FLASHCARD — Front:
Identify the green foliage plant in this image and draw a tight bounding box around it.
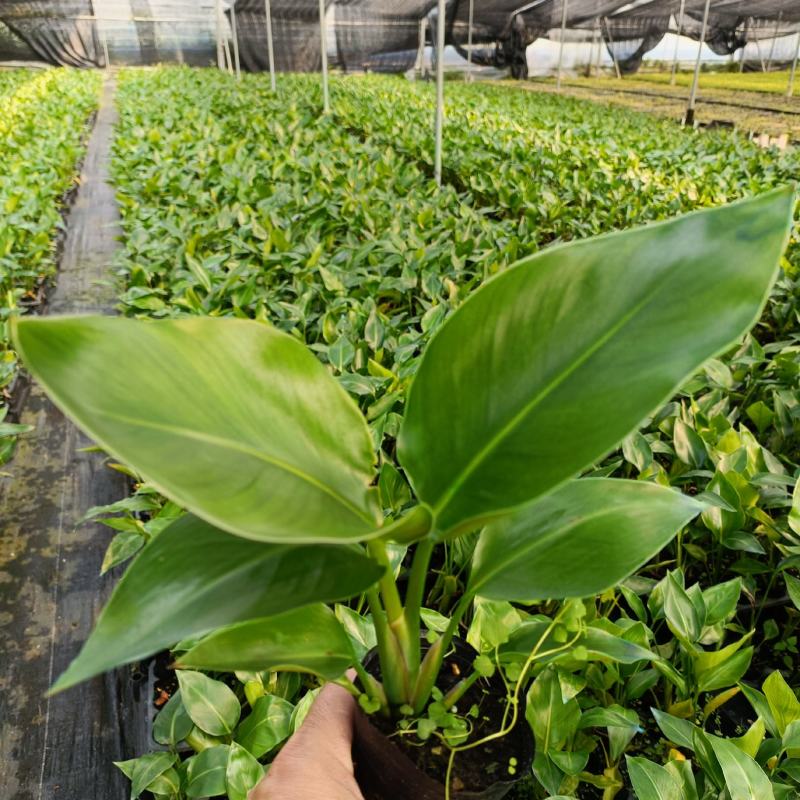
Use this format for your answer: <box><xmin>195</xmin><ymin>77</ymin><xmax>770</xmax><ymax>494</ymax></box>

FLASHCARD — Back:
<box><xmin>11</xmin><ymin>189</ymin><xmax>796</xmax><ymax>795</ymax></box>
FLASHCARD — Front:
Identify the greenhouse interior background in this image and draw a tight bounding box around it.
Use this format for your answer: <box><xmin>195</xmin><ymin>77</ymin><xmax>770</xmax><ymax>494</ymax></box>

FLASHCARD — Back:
<box><xmin>1</xmin><ymin>2</ymin><xmax>800</xmax><ymax>800</ymax></box>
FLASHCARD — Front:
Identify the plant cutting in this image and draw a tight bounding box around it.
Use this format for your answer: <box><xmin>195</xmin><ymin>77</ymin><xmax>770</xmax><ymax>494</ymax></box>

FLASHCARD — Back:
<box><xmin>12</xmin><ymin>187</ymin><xmax>796</xmax><ymax>799</ymax></box>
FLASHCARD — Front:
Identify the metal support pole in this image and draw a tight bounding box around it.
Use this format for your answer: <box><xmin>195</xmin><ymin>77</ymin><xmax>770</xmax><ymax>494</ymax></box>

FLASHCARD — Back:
<box><xmin>231</xmin><ymin>1</ymin><xmax>241</xmax><ymax>79</ymax></box>
<box><xmin>739</xmin><ymin>18</ymin><xmax>749</xmax><ymax>72</ymax></box>
<box><xmin>223</xmin><ymin>29</ymin><xmax>234</xmax><ymax>74</ymax></box>
<box><xmin>766</xmin><ymin>12</ymin><xmax>782</xmax><ymax>72</ymax></box>
<box><xmin>556</xmin><ymin>0</ymin><xmax>568</xmax><ymax>91</ymax></box>
<box><xmin>319</xmin><ymin>0</ymin><xmax>330</xmax><ymax>113</ymax></box>
<box><xmin>217</xmin><ymin>0</ymin><xmax>234</xmax><ymax>74</ymax></box>
<box><xmin>670</xmin><ymin>0</ymin><xmax>685</xmax><ymax>85</ymax></box>
<box><xmin>264</xmin><ymin>0</ymin><xmax>276</xmax><ymax>90</ymax></box>
<box><xmin>101</xmin><ymin>27</ymin><xmax>110</xmax><ymax>69</ymax></box>
<box><xmin>434</xmin><ymin>0</ymin><xmax>445</xmax><ymax>186</ymax></box>
<box><xmin>586</xmin><ymin>19</ymin><xmax>598</xmax><ymax>77</ymax></box>
<box><xmin>592</xmin><ymin>19</ymin><xmax>602</xmax><ymax>77</ymax></box>
<box><xmin>215</xmin><ymin>0</ymin><xmax>224</xmax><ymax>69</ymax></box>
<box><xmin>685</xmin><ymin>0</ymin><xmax>711</xmax><ymax>127</ymax></box>
<box><xmin>415</xmin><ymin>17</ymin><xmax>427</xmax><ymax>78</ymax></box>
<box><xmin>789</xmin><ymin>33</ymin><xmax>800</xmax><ymax>97</ymax></box>
<box><xmin>603</xmin><ymin>18</ymin><xmax>621</xmax><ymax>80</ymax></box>
<box><xmin>465</xmin><ymin>0</ymin><xmax>474</xmax><ymax>82</ymax></box>
<box><xmin>754</xmin><ymin>33</ymin><xmax>767</xmax><ymax>72</ymax></box>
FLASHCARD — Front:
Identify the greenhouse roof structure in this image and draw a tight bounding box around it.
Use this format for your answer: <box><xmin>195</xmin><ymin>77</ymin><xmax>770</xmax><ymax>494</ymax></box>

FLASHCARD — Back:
<box><xmin>0</xmin><ymin>0</ymin><xmax>798</xmax><ymax>73</ymax></box>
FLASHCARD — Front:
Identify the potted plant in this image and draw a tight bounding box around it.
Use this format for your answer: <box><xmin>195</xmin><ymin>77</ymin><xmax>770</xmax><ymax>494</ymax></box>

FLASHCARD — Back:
<box><xmin>12</xmin><ymin>187</ymin><xmax>795</xmax><ymax>799</ymax></box>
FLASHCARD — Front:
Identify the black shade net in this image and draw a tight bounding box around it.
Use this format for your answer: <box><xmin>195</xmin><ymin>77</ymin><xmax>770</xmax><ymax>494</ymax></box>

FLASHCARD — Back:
<box><xmin>232</xmin><ymin>0</ymin><xmax>325</xmax><ymax>72</ymax></box>
<box><xmin>0</xmin><ymin>0</ymin><xmax>798</xmax><ymax>75</ymax></box>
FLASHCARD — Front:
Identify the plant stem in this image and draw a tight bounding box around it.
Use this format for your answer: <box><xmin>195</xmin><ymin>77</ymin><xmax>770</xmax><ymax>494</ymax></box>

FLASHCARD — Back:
<box><xmin>367</xmin><ymin>539</ymin><xmax>405</xmax><ymax>628</ymax></box>
<box><xmin>404</xmin><ymin>538</ymin><xmax>435</xmax><ymax>686</ymax></box>
<box><xmin>353</xmin><ymin>661</ymin><xmax>389</xmax><ymax>711</ymax></box>
<box><xmin>368</xmin><ymin>538</ymin><xmax>415</xmax><ymax>697</ymax></box>
<box><xmin>442</xmin><ymin>669</ymin><xmax>481</xmax><ymax>710</ymax></box>
<box><xmin>334</xmin><ymin>676</ymin><xmax>361</xmax><ymax>698</ymax></box>
<box><xmin>366</xmin><ymin>587</ymin><xmax>408</xmax><ymax>707</ymax></box>
<box><xmin>412</xmin><ymin>592</ymin><xmax>472</xmax><ymax>713</ymax></box>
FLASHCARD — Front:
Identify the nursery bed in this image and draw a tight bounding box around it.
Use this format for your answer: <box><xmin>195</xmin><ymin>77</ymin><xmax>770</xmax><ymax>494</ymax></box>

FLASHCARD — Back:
<box><xmin>0</xmin><ymin>75</ymin><xmax>151</xmax><ymax>800</ymax></box>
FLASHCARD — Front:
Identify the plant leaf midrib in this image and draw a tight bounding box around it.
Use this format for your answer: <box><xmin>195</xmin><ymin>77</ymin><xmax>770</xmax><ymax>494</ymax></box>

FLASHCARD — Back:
<box><xmin>90</xmin><ymin>406</ymin><xmax>376</xmax><ymax>528</ymax></box>
<box><xmin>431</xmin><ymin>264</ymin><xmax>676</xmax><ymax>523</ymax></box>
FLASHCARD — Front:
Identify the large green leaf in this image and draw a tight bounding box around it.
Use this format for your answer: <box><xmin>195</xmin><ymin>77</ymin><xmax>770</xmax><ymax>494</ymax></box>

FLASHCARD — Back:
<box><xmin>469</xmin><ymin>479</ymin><xmax>702</xmax><ymax>600</ymax></box>
<box><xmin>12</xmin><ymin>315</ymin><xmax>382</xmax><ymax>543</ymax></box>
<box><xmin>398</xmin><ymin>189</ymin><xmax>794</xmax><ymax>535</ymax></box>
<box><xmin>626</xmin><ymin>756</ymin><xmax>682</xmax><ymax>800</ymax></box>
<box><xmin>51</xmin><ymin>514</ymin><xmax>381</xmax><ymax>693</ymax></box>
<box><xmin>707</xmin><ymin>735</ymin><xmax>775</xmax><ymax>800</ymax></box>
<box><xmin>177</xmin><ymin>604</ymin><xmax>356</xmax><ymax>679</ymax></box>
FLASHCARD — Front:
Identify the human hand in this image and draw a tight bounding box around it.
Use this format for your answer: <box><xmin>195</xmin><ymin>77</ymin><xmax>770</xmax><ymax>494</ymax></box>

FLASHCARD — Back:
<box><xmin>248</xmin><ymin>682</ymin><xmax>364</xmax><ymax>800</ymax></box>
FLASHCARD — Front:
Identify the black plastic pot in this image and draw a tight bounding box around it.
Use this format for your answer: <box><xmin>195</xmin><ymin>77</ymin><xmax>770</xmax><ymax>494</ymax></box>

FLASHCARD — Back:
<box><xmin>353</xmin><ymin>638</ymin><xmax>534</xmax><ymax>800</ymax></box>
<box><xmin>353</xmin><ymin>710</ymin><xmax>526</xmax><ymax>800</ymax></box>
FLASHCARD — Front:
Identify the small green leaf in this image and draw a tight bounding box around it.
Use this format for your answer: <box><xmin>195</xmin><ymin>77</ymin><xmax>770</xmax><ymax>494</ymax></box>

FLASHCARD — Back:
<box><xmin>185</xmin><ymin>745</ymin><xmax>230</xmax><ymax>798</ymax></box>
<box><xmin>235</xmin><ymin>695</ymin><xmax>294</xmax><ymax>758</ymax></box>
<box><xmin>100</xmin><ymin>530</ymin><xmax>145</xmax><ymax>574</ymax></box>
<box><xmin>153</xmin><ymin>690</ymin><xmax>193</xmax><ymax>747</ymax></box>
<box><xmin>225</xmin><ymin>742</ymin><xmax>264</xmax><ymax>800</ymax></box>
<box><xmin>115</xmin><ymin>752</ymin><xmax>177</xmax><ymax>800</ymax></box>
<box><xmin>763</xmin><ymin>671</ymin><xmax>800</xmax><ymax>737</ymax></box>
<box><xmin>651</xmin><ymin>708</ymin><xmax>696</xmax><ymax>750</ymax></box>
<box><xmin>785</xmin><ymin>573</ymin><xmax>800</xmax><ymax>612</ymax></box>
<box><xmin>177</xmin><ymin>671</ymin><xmax>241</xmax><ymax>737</ymax></box>
<box><xmin>662</xmin><ymin>572</ymin><xmax>700</xmax><ymax>645</ymax></box>
<box><xmin>707</xmin><ymin>734</ymin><xmax>775</xmax><ymax>800</ymax></box>
<box><xmin>177</xmin><ymin>604</ymin><xmax>356</xmax><ymax>679</ymax></box>
<box><xmin>626</xmin><ymin>755</ymin><xmax>682</xmax><ymax>800</ymax></box>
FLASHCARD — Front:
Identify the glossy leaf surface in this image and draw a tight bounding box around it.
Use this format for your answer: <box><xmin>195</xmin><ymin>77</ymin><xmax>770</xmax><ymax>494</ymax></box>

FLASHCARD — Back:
<box><xmin>177</xmin><ymin>604</ymin><xmax>356</xmax><ymax>679</ymax></box>
<box><xmin>235</xmin><ymin>695</ymin><xmax>295</xmax><ymax>758</ymax></box>
<box><xmin>707</xmin><ymin>735</ymin><xmax>775</xmax><ymax>800</ymax></box>
<box><xmin>470</xmin><ymin>479</ymin><xmax>702</xmax><ymax>600</ymax></box>
<box><xmin>226</xmin><ymin>743</ymin><xmax>264</xmax><ymax>800</ymax></box>
<box><xmin>12</xmin><ymin>315</ymin><xmax>382</xmax><ymax>543</ymax></box>
<box><xmin>177</xmin><ymin>671</ymin><xmax>241</xmax><ymax>736</ymax></box>
<box><xmin>152</xmin><ymin>690</ymin><xmax>193</xmax><ymax>747</ymax></box>
<box><xmin>51</xmin><ymin>514</ymin><xmax>381</xmax><ymax>693</ymax></box>
<box><xmin>399</xmin><ymin>189</ymin><xmax>794</xmax><ymax>534</ymax></box>
<box><xmin>185</xmin><ymin>745</ymin><xmax>230</xmax><ymax>798</ymax></box>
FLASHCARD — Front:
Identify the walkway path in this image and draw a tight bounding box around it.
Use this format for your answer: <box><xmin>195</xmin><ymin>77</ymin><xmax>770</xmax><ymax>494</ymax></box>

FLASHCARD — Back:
<box><xmin>0</xmin><ymin>74</ymin><xmax>151</xmax><ymax>800</ymax></box>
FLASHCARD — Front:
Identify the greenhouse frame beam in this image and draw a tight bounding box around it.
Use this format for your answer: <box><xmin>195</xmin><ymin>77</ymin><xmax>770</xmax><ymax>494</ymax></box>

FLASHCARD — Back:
<box><xmin>789</xmin><ymin>33</ymin><xmax>800</xmax><ymax>98</ymax></box>
<box><xmin>766</xmin><ymin>11</ymin><xmax>782</xmax><ymax>72</ymax></box>
<box><xmin>416</xmin><ymin>17</ymin><xmax>428</xmax><ymax>78</ymax></box>
<box><xmin>556</xmin><ymin>0</ymin><xmax>569</xmax><ymax>91</ymax></box>
<box><xmin>602</xmin><ymin>18</ymin><xmax>622</xmax><ymax>79</ymax></box>
<box><xmin>739</xmin><ymin>17</ymin><xmax>749</xmax><ymax>72</ymax></box>
<box><xmin>215</xmin><ymin>0</ymin><xmax>224</xmax><ymax>70</ymax></box>
<box><xmin>465</xmin><ymin>0</ymin><xmax>474</xmax><ymax>82</ymax></box>
<box><xmin>100</xmin><ymin>27</ymin><xmax>110</xmax><ymax>69</ymax></box>
<box><xmin>319</xmin><ymin>0</ymin><xmax>330</xmax><ymax>113</ymax></box>
<box><xmin>434</xmin><ymin>0</ymin><xmax>446</xmax><ymax>186</ymax></box>
<box><xmin>231</xmin><ymin>1</ymin><xmax>241</xmax><ymax>80</ymax></box>
<box><xmin>670</xmin><ymin>0</ymin><xmax>686</xmax><ymax>85</ymax></box>
<box><xmin>264</xmin><ymin>0</ymin><xmax>276</xmax><ymax>91</ymax></box>
<box><xmin>685</xmin><ymin>0</ymin><xmax>711</xmax><ymax>126</ymax></box>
